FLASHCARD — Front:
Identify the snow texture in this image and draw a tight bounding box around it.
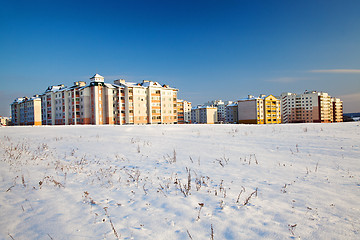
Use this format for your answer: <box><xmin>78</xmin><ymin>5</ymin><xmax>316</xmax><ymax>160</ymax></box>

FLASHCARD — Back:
<box><xmin>1</xmin><ymin>122</ymin><xmax>359</xmax><ymax>239</ymax></box>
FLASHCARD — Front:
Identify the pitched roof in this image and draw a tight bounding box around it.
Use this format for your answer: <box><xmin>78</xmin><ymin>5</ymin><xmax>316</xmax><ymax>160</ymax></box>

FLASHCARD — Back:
<box><xmin>91</xmin><ymin>73</ymin><xmax>104</xmax><ymax>79</ymax></box>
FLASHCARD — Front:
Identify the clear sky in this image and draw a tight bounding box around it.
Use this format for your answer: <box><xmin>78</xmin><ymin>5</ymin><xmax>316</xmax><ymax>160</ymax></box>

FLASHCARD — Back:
<box><xmin>1</xmin><ymin>0</ymin><xmax>359</xmax><ymax>116</ymax></box>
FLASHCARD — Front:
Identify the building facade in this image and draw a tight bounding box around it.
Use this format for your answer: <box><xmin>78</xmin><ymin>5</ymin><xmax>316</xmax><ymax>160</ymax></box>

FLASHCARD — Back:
<box><xmin>177</xmin><ymin>99</ymin><xmax>192</xmax><ymax>124</ymax></box>
<box><xmin>191</xmin><ymin>106</ymin><xmax>218</xmax><ymax>124</ymax></box>
<box><xmin>332</xmin><ymin>97</ymin><xmax>343</xmax><ymax>122</ymax></box>
<box><xmin>238</xmin><ymin>94</ymin><xmax>281</xmax><ymax>124</ymax></box>
<box><xmin>204</xmin><ymin>100</ymin><xmax>228</xmax><ymax>123</ymax></box>
<box><xmin>225</xmin><ymin>103</ymin><xmax>238</xmax><ymax>123</ymax></box>
<box><xmin>113</xmin><ymin>79</ymin><xmax>178</xmax><ymax>125</ymax></box>
<box><xmin>262</xmin><ymin>95</ymin><xmax>281</xmax><ymax>124</ymax></box>
<box><xmin>11</xmin><ymin>96</ymin><xmax>42</xmax><ymax>126</ymax></box>
<box><xmin>280</xmin><ymin>91</ymin><xmax>343</xmax><ymax>123</ymax></box>
<box><xmin>11</xmin><ymin>74</ymin><xmax>179</xmax><ymax>126</ymax></box>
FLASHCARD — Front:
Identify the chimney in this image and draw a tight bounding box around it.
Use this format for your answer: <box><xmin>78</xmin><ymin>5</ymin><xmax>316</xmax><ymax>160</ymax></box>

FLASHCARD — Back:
<box><xmin>114</xmin><ymin>79</ymin><xmax>126</xmax><ymax>85</ymax></box>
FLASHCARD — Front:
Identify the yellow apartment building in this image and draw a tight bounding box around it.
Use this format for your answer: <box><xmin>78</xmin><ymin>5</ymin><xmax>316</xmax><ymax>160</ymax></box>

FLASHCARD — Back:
<box><xmin>332</xmin><ymin>97</ymin><xmax>343</xmax><ymax>122</ymax></box>
<box><xmin>263</xmin><ymin>95</ymin><xmax>281</xmax><ymax>124</ymax></box>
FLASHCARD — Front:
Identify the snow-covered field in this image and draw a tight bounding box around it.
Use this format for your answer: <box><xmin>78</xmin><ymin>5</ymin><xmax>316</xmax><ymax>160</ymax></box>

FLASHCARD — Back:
<box><xmin>0</xmin><ymin>123</ymin><xmax>359</xmax><ymax>240</ymax></box>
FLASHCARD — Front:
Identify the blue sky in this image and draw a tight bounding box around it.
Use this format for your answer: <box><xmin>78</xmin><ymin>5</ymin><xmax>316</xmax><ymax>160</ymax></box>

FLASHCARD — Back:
<box><xmin>1</xmin><ymin>0</ymin><xmax>359</xmax><ymax>116</ymax></box>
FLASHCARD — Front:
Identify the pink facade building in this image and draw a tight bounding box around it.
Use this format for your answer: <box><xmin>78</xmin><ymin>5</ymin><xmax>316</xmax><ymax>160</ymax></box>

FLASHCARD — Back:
<box><xmin>281</xmin><ymin>91</ymin><xmax>343</xmax><ymax>123</ymax></box>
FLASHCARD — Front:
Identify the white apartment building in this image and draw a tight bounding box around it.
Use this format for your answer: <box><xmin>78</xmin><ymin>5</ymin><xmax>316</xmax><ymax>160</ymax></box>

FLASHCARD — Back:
<box><xmin>205</xmin><ymin>100</ymin><xmax>227</xmax><ymax>123</ymax></box>
<box><xmin>11</xmin><ymin>96</ymin><xmax>42</xmax><ymax>125</ymax></box>
<box><xmin>191</xmin><ymin>106</ymin><xmax>217</xmax><ymax>124</ymax></box>
<box><xmin>41</xmin><ymin>84</ymin><xmax>66</xmax><ymax>125</ymax></box>
<box><xmin>177</xmin><ymin>99</ymin><xmax>192</xmax><ymax>124</ymax></box>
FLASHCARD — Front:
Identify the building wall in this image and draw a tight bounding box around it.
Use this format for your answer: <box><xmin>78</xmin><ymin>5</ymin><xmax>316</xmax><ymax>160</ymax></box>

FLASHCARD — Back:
<box><xmin>191</xmin><ymin>107</ymin><xmax>200</xmax><ymax>123</ymax></box>
<box><xmin>33</xmin><ymin>99</ymin><xmax>42</xmax><ymax>125</ymax></box>
<box><xmin>281</xmin><ymin>91</ymin><xmax>341</xmax><ymax>123</ymax></box>
<box><xmin>238</xmin><ymin>100</ymin><xmax>257</xmax><ymax>123</ymax></box>
<box><xmin>11</xmin><ymin>74</ymin><xmax>178</xmax><ymax>126</ymax></box>
<box><xmin>263</xmin><ymin>95</ymin><xmax>281</xmax><ymax>124</ymax></box>
<box><xmin>177</xmin><ymin>100</ymin><xmax>184</xmax><ymax>124</ymax></box>
<box><xmin>205</xmin><ymin>107</ymin><xmax>217</xmax><ymax>124</ymax></box>
<box><xmin>133</xmin><ymin>87</ymin><xmax>148</xmax><ymax>124</ymax></box>
<box><xmin>191</xmin><ymin>106</ymin><xmax>217</xmax><ymax>124</ymax></box>
<box><xmin>112</xmin><ymin>87</ymin><xmax>126</xmax><ymax>125</ymax></box>
<box><xmin>332</xmin><ymin>98</ymin><xmax>343</xmax><ymax>122</ymax></box>
<box><xmin>319</xmin><ymin>93</ymin><xmax>333</xmax><ymax>123</ymax></box>
<box><xmin>204</xmin><ymin>100</ymin><xmax>226</xmax><ymax>123</ymax></box>
<box><xmin>238</xmin><ymin>95</ymin><xmax>281</xmax><ymax>125</ymax></box>
<box><xmin>104</xmin><ymin>86</ymin><xmax>114</xmax><ymax>124</ymax></box>
<box><xmin>11</xmin><ymin>98</ymin><xmax>23</xmax><ymax>125</ymax></box>
<box><xmin>177</xmin><ymin>100</ymin><xmax>192</xmax><ymax>124</ymax></box>
<box><xmin>184</xmin><ymin>101</ymin><xmax>192</xmax><ymax>123</ymax></box>
<box><xmin>225</xmin><ymin>104</ymin><xmax>238</xmax><ymax>123</ymax></box>
<box><xmin>161</xmin><ymin>89</ymin><xmax>177</xmax><ymax>124</ymax></box>
<box><xmin>10</xmin><ymin>97</ymin><xmax>42</xmax><ymax>126</ymax></box>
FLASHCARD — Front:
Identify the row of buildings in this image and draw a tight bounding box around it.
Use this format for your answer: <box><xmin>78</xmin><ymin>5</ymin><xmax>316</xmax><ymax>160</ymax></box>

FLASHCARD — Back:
<box><xmin>191</xmin><ymin>94</ymin><xmax>282</xmax><ymax>124</ymax></box>
<box><xmin>11</xmin><ymin>74</ymin><xmax>180</xmax><ymax>126</ymax></box>
<box><xmin>10</xmin><ymin>74</ymin><xmax>343</xmax><ymax>126</ymax></box>
<box><xmin>191</xmin><ymin>91</ymin><xmax>343</xmax><ymax>124</ymax></box>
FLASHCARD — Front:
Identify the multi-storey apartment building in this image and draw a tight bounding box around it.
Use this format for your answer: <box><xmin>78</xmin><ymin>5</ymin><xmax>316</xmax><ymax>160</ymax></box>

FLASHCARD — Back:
<box><xmin>11</xmin><ymin>96</ymin><xmax>42</xmax><ymax>125</ymax></box>
<box><xmin>238</xmin><ymin>94</ymin><xmax>281</xmax><ymax>124</ymax></box>
<box><xmin>113</xmin><ymin>79</ymin><xmax>178</xmax><ymax>124</ymax></box>
<box><xmin>204</xmin><ymin>100</ymin><xmax>228</xmax><ymax>123</ymax></box>
<box><xmin>238</xmin><ymin>95</ymin><xmax>264</xmax><ymax>124</ymax></box>
<box><xmin>191</xmin><ymin>106</ymin><xmax>217</xmax><ymax>124</ymax></box>
<box><xmin>11</xmin><ymin>74</ymin><xmax>178</xmax><ymax>126</ymax></box>
<box><xmin>262</xmin><ymin>95</ymin><xmax>281</xmax><ymax>124</ymax></box>
<box><xmin>177</xmin><ymin>99</ymin><xmax>192</xmax><ymax>124</ymax></box>
<box><xmin>280</xmin><ymin>91</ymin><xmax>342</xmax><ymax>123</ymax></box>
<box><xmin>41</xmin><ymin>84</ymin><xmax>66</xmax><ymax>125</ymax></box>
<box><xmin>332</xmin><ymin>97</ymin><xmax>343</xmax><ymax>122</ymax></box>
<box><xmin>225</xmin><ymin>103</ymin><xmax>238</xmax><ymax>123</ymax></box>
<box><xmin>11</xmin><ymin>97</ymin><xmax>24</xmax><ymax>125</ymax></box>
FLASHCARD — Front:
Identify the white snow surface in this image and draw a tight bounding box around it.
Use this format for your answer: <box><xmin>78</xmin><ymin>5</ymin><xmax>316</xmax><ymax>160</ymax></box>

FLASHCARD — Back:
<box><xmin>0</xmin><ymin>123</ymin><xmax>359</xmax><ymax>240</ymax></box>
